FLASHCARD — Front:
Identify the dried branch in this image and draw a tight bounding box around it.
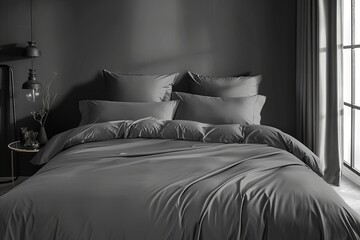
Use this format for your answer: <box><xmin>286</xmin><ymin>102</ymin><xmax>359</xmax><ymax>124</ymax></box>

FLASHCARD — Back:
<box><xmin>31</xmin><ymin>72</ymin><xmax>58</xmax><ymax>127</ymax></box>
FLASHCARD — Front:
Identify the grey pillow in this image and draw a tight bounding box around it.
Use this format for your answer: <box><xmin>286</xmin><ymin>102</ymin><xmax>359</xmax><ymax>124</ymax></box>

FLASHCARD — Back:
<box><xmin>188</xmin><ymin>71</ymin><xmax>262</xmax><ymax>97</ymax></box>
<box><xmin>103</xmin><ymin>70</ymin><xmax>179</xmax><ymax>102</ymax></box>
<box><xmin>79</xmin><ymin>100</ymin><xmax>179</xmax><ymax>126</ymax></box>
<box><xmin>172</xmin><ymin>92</ymin><xmax>266</xmax><ymax>125</ymax></box>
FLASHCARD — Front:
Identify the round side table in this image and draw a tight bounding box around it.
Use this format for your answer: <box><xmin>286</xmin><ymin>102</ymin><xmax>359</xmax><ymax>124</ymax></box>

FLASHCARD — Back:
<box><xmin>8</xmin><ymin>141</ymin><xmax>39</xmax><ymax>187</ymax></box>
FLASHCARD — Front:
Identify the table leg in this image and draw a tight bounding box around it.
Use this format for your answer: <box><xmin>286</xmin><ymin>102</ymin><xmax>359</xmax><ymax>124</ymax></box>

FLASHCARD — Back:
<box><xmin>11</xmin><ymin>150</ymin><xmax>14</xmax><ymax>188</ymax></box>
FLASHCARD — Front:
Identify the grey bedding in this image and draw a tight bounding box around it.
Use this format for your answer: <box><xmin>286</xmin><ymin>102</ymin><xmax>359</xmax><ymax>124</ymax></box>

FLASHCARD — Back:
<box><xmin>0</xmin><ymin>118</ymin><xmax>359</xmax><ymax>240</ymax></box>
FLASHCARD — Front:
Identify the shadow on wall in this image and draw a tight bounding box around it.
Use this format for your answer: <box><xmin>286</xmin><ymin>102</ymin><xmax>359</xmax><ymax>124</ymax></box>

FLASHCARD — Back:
<box><xmin>0</xmin><ymin>44</ymin><xmax>28</xmax><ymax>62</ymax></box>
<box><xmin>123</xmin><ymin>0</ymin><xmax>253</xmax><ymax>75</ymax></box>
<box><xmin>45</xmin><ymin>72</ymin><xmax>106</xmax><ymax>137</ymax></box>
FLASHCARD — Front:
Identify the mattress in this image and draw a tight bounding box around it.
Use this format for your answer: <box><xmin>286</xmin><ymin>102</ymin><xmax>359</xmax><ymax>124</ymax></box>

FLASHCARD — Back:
<box><xmin>0</xmin><ymin>118</ymin><xmax>359</xmax><ymax>240</ymax></box>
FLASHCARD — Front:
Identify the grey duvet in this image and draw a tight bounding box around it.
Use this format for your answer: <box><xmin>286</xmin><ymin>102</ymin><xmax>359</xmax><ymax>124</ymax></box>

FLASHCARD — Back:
<box><xmin>0</xmin><ymin>118</ymin><xmax>359</xmax><ymax>240</ymax></box>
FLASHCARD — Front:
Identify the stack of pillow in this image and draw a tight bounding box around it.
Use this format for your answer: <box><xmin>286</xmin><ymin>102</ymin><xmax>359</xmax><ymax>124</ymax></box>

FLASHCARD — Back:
<box><xmin>78</xmin><ymin>70</ymin><xmax>266</xmax><ymax>126</ymax></box>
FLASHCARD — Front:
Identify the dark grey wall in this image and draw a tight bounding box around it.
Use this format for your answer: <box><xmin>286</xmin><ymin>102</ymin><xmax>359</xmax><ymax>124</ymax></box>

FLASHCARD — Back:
<box><xmin>0</xmin><ymin>0</ymin><xmax>296</xmax><ymax>176</ymax></box>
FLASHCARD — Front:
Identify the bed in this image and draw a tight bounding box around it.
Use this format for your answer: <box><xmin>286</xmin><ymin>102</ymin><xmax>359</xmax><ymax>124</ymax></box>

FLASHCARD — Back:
<box><xmin>1</xmin><ymin>71</ymin><xmax>359</xmax><ymax>239</ymax></box>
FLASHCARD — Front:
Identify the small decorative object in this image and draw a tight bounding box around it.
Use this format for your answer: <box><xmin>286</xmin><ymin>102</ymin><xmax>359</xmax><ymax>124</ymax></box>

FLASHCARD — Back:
<box><xmin>31</xmin><ymin>72</ymin><xmax>58</xmax><ymax>145</ymax></box>
<box><xmin>23</xmin><ymin>129</ymin><xmax>39</xmax><ymax>149</ymax></box>
<box><xmin>38</xmin><ymin>126</ymin><xmax>48</xmax><ymax>145</ymax></box>
<box><xmin>20</xmin><ymin>127</ymin><xmax>28</xmax><ymax>144</ymax></box>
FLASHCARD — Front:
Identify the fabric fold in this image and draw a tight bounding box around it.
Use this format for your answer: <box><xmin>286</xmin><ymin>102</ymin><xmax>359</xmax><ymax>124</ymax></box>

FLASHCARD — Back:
<box><xmin>32</xmin><ymin>118</ymin><xmax>322</xmax><ymax>177</ymax></box>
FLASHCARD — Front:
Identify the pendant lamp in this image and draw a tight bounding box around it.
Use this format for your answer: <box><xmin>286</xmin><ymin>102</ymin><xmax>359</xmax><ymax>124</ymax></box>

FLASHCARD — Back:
<box><xmin>22</xmin><ymin>0</ymin><xmax>42</xmax><ymax>102</ymax></box>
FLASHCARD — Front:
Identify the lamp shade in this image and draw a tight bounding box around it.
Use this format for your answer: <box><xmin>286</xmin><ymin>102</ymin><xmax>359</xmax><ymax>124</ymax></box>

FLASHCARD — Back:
<box><xmin>22</xmin><ymin>69</ymin><xmax>42</xmax><ymax>89</ymax></box>
<box><xmin>24</xmin><ymin>41</ymin><xmax>41</xmax><ymax>58</ymax></box>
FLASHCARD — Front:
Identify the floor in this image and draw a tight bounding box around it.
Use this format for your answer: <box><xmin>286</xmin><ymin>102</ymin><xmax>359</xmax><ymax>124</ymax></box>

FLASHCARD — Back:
<box><xmin>1</xmin><ymin>176</ymin><xmax>360</xmax><ymax>216</ymax></box>
<box><xmin>333</xmin><ymin>176</ymin><xmax>360</xmax><ymax>215</ymax></box>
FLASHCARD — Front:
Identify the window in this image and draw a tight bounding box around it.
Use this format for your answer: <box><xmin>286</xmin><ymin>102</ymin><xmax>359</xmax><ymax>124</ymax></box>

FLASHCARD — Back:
<box><xmin>343</xmin><ymin>0</ymin><xmax>360</xmax><ymax>173</ymax></box>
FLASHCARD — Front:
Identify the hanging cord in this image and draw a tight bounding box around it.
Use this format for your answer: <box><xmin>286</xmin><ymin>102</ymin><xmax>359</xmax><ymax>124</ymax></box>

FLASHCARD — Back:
<box><xmin>0</xmin><ymin>65</ymin><xmax>19</xmax><ymax>185</ymax></box>
<box><xmin>30</xmin><ymin>0</ymin><xmax>34</xmax><ymax>69</ymax></box>
<box><xmin>30</xmin><ymin>0</ymin><xmax>33</xmax><ymax>41</ymax></box>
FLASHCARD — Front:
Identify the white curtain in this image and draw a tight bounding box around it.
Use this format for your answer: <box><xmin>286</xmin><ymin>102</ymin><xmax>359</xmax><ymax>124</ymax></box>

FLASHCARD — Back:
<box><xmin>296</xmin><ymin>0</ymin><xmax>343</xmax><ymax>186</ymax></box>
